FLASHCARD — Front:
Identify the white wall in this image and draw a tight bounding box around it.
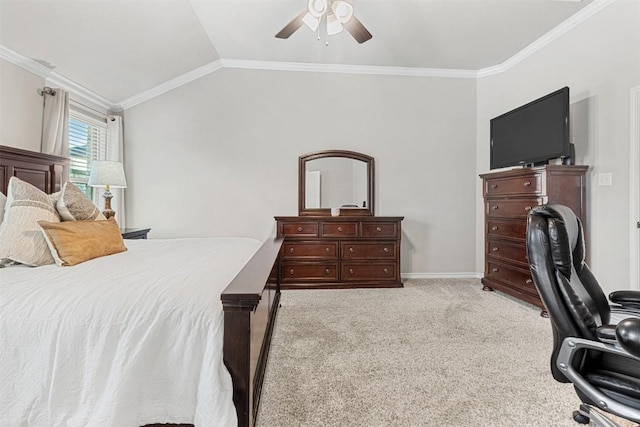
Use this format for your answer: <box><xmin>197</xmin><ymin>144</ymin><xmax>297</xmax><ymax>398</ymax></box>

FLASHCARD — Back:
<box><xmin>0</xmin><ymin>58</ymin><xmax>44</xmax><ymax>151</ymax></box>
<box><xmin>124</xmin><ymin>68</ymin><xmax>478</xmax><ymax>276</ymax></box>
<box><xmin>475</xmin><ymin>0</ymin><xmax>640</xmax><ymax>295</ymax></box>
<box><xmin>0</xmin><ymin>57</ymin><xmax>111</xmax><ymax>152</ymax></box>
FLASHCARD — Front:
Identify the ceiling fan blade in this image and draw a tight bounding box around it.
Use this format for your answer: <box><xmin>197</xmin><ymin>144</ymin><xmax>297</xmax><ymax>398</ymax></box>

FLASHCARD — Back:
<box><xmin>343</xmin><ymin>16</ymin><xmax>372</xmax><ymax>44</ymax></box>
<box><xmin>275</xmin><ymin>9</ymin><xmax>308</xmax><ymax>39</ymax></box>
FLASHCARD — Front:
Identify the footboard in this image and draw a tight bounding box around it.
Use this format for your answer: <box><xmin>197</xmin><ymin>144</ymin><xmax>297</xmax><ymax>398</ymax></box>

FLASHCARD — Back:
<box><xmin>221</xmin><ymin>236</ymin><xmax>283</xmax><ymax>427</ymax></box>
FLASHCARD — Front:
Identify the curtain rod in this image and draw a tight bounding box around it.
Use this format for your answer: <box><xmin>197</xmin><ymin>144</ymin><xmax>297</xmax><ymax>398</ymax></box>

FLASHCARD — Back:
<box><xmin>38</xmin><ymin>87</ymin><xmax>117</xmax><ymax>120</ymax></box>
<box><xmin>70</xmin><ymin>98</ymin><xmax>113</xmax><ymax>118</ymax></box>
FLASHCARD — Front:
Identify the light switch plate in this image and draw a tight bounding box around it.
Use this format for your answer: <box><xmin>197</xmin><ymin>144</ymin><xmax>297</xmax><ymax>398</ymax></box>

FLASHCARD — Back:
<box><xmin>598</xmin><ymin>172</ymin><xmax>613</xmax><ymax>186</ymax></box>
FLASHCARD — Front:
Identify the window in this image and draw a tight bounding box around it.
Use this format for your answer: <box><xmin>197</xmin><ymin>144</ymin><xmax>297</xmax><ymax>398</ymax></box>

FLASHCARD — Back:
<box><xmin>68</xmin><ymin>107</ymin><xmax>108</xmax><ymax>201</ymax></box>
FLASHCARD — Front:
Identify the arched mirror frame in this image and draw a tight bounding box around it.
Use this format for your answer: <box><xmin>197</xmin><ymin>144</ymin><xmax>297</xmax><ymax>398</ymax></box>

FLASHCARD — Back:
<box><xmin>298</xmin><ymin>150</ymin><xmax>375</xmax><ymax>216</ymax></box>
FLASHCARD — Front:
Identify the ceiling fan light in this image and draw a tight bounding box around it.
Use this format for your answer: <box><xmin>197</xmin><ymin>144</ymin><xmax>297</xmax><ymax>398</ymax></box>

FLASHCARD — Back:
<box><xmin>331</xmin><ymin>1</ymin><xmax>353</xmax><ymax>23</ymax></box>
<box><xmin>326</xmin><ymin>13</ymin><xmax>343</xmax><ymax>36</ymax></box>
<box><xmin>302</xmin><ymin>13</ymin><xmax>320</xmax><ymax>32</ymax></box>
<box><xmin>307</xmin><ymin>0</ymin><xmax>327</xmax><ymax>18</ymax></box>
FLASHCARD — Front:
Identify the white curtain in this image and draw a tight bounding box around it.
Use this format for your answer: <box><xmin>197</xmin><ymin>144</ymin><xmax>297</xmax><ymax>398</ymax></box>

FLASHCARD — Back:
<box><xmin>40</xmin><ymin>88</ymin><xmax>69</xmax><ymax>158</ymax></box>
<box><xmin>107</xmin><ymin>115</ymin><xmax>126</xmax><ymax>229</ymax></box>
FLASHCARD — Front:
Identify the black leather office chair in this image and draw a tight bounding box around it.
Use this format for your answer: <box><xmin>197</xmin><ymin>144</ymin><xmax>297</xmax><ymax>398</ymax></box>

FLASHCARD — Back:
<box><xmin>526</xmin><ymin>204</ymin><xmax>640</xmax><ymax>427</ymax></box>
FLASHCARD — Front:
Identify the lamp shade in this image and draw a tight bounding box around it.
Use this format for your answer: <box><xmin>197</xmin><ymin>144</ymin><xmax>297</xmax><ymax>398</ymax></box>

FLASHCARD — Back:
<box><xmin>88</xmin><ymin>161</ymin><xmax>127</xmax><ymax>188</ymax></box>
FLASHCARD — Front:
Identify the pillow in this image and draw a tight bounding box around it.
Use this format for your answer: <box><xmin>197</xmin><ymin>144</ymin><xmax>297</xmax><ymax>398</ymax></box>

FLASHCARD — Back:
<box><xmin>57</xmin><ymin>181</ymin><xmax>106</xmax><ymax>221</ymax></box>
<box><xmin>38</xmin><ymin>217</ymin><xmax>127</xmax><ymax>266</ymax></box>
<box><xmin>0</xmin><ymin>191</ymin><xmax>6</xmax><ymax>226</ymax></box>
<box><xmin>0</xmin><ymin>177</ymin><xmax>60</xmax><ymax>267</ymax></box>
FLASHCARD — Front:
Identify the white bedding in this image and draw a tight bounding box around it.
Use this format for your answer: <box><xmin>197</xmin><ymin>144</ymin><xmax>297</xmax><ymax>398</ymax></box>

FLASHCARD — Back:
<box><xmin>0</xmin><ymin>237</ymin><xmax>262</xmax><ymax>427</ymax></box>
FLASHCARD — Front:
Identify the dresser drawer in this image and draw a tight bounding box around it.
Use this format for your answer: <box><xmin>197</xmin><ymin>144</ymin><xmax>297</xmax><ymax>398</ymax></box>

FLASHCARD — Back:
<box><xmin>485</xmin><ymin>173</ymin><xmax>542</xmax><ymax>197</ymax></box>
<box><xmin>341</xmin><ymin>241</ymin><xmax>397</xmax><ymax>260</ymax></box>
<box><xmin>487</xmin><ymin>239</ymin><xmax>528</xmax><ymax>265</ymax></box>
<box><xmin>361</xmin><ymin>222</ymin><xmax>398</xmax><ymax>238</ymax></box>
<box><xmin>486</xmin><ymin>198</ymin><xmax>544</xmax><ymax>219</ymax></box>
<box><xmin>487</xmin><ymin>219</ymin><xmax>527</xmax><ymax>240</ymax></box>
<box><xmin>281</xmin><ymin>263</ymin><xmax>338</xmax><ymax>282</ymax></box>
<box><xmin>281</xmin><ymin>222</ymin><xmax>318</xmax><ymax>238</ymax></box>
<box><xmin>320</xmin><ymin>222</ymin><xmax>358</xmax><ymax>237</ymax></box>
<box><xmin>341</xmin><ymin>263</ymin><xmax>397</xmax><ymax>281</ymax></box>
<box><xmin>486</xmin><ymin>261</ymin><xmax>536</xmax><ymax>295</ymax></box>
<box><xmin>282</xmin><ymin>242</ymin><xmax>338</xmax><ymax>259</ymax></box>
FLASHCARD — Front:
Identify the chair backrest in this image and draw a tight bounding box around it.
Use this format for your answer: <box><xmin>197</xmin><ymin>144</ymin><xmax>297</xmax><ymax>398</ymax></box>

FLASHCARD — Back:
<box><xmin>526</xmin><ymin>204</ymin><xmax>611</xmax><ymax>381</ymax></box>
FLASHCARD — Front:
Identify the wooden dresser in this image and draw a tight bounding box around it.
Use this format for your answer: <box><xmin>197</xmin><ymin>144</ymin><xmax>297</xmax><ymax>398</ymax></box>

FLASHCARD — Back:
<box><xmin>275</xmin><ymin>216</ymin><xmax>404</xmax><ymax>289</ymax></box>
<box><xmin>479</xmin><ymin>165</ymin><xmax>588</xmax><ymax>313</ymax></box>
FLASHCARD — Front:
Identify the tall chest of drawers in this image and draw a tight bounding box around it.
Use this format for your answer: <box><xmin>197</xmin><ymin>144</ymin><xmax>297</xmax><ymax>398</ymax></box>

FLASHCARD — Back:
<box><xmin>275</xmin><ymin>216</ymin><xmax>404</xmax><ymax>289</ymax></box>
<box><xmin>479</xmin><ymin>165</ymin><xmax>588</xmax><ymax>312</ymax></box>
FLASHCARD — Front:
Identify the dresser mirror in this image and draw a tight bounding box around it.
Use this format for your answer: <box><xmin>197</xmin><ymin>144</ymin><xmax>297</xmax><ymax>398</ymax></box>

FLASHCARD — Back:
<box><xmin>298</xmin><ymin>150</ymin><xmax>374</xmax><ymax>216</ymax></box>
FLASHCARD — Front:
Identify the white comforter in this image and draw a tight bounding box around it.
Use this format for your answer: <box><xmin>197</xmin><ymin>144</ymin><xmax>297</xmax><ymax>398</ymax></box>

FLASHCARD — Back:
<box><xmin>0</xmin><ymin>237</ymin><xmax>262</xmax><ymax>427</ymax></box>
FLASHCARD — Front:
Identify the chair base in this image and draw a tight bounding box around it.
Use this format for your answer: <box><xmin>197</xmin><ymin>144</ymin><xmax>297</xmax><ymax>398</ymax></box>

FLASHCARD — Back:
<box><xmin>575</xmin><ymin>403</ymin><xmax>629</xmax><ymax>427</ymax></box>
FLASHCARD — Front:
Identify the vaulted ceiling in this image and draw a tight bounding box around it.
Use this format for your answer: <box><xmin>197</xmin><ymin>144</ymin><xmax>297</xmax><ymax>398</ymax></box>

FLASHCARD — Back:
<box><xmin>0</xmin><ymin>0</ymin><xmax>597</xmax><ymax>109</ymax></box>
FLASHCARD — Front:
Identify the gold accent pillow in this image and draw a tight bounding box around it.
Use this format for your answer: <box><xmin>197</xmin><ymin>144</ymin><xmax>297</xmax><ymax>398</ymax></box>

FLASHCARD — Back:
<box><xmin>57</xmin><ymin>181</ymin><xmax>106</xmax><ymax>221</ymax></box>
<box><xmin>38</xmin><ymin>217</ymin><xmax>127</xmax><ymax>266</ymax></box>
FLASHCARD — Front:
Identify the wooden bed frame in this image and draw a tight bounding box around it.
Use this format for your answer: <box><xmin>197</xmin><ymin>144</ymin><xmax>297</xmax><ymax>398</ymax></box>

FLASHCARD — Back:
<box><xmin>0</xmin><ymin>145</ymin><xmax>282</xmax><ymax>427</ymax></box>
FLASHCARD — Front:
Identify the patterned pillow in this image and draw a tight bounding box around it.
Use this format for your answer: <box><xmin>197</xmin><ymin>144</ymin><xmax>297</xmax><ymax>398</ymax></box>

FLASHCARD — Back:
<box><xmin>57</xmin><ymin>181</ymin><xmax>106</xmax><ymax>221</ymax></box>
<box><xmin>0</xmin><ymin>177</ymin><xmax>60</xmax><ymax>266</ymax></box>
<box><xmin>0</xmin><ymin>192</ymin><xmax>6</xmax><ymax>226</ymax></box>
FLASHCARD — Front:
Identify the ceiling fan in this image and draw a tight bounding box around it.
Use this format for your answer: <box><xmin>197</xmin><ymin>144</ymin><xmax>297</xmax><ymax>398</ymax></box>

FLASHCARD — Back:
<box><xmin>275</xmin><ymin>0</ymin><xmax>372</xmax><ymax>44</ymax></box>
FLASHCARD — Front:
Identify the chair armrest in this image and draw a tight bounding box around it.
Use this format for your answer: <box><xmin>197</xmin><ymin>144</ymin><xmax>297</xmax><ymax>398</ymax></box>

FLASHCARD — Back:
<box><xmin>610</xmin><ymin>291</ymin><xmax>640</xmax><ymax>309</ymax></box>
<box><xmin>596</xmin><ymin>324</ymin><xmax>618</xmax><ymax>344</ymax></box>
<box><xmin>616</xmin><ymin>318</ymin><xmax>640</xmax><ymax>358</ymax></box>
<box><xmin>557</xmin><ymin>337</ymin><xmax>640</xmax><ymax>422</ymax></box>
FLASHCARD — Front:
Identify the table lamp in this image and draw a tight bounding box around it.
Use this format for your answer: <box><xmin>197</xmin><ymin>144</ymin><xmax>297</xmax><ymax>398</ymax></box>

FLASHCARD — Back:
<box><xmin>88</xmin><ymin>160</ymin><xmax>127</xmax><ymax>219</ymax></box>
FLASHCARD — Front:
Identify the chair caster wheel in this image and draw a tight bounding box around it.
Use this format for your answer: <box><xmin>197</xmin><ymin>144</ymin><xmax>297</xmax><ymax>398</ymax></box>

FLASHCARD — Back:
<box><xmin>572</xmin><ymin>411</ymin><xmax>589</xmax><ymax>424</ymax></box>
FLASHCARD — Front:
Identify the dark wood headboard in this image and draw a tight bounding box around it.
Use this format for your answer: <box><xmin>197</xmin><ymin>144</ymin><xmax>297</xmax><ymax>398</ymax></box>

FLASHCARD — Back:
<box><xmin>0</xmin><ymin>145</ymin><xmax>68</xmax><ymax>195</ymax></box>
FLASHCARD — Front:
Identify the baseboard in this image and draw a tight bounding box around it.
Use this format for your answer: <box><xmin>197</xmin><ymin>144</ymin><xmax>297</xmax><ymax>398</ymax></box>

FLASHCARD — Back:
<box><xmin>401</xmin><ymin>272</ymin><xmax>483</xmax><ymax>280</ymax></box>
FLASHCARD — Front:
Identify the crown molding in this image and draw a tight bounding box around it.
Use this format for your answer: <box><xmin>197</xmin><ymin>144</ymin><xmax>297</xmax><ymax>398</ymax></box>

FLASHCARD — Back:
<box><xmin>477</xmin><ymin>0</ymin><xmax>616</xmax><ymax>78</ymax></box>
<box><xmin>0</xmin><ymin>45</ymin><xmax>115</xmax><ymax>110</ymax></box>
<box><xmin>0</xmin><ymin>45</ymin><xmax>55</xmax><ymax>77</ymax></box>
<box><xmin>1</xmin><ymin>0</ymin><xmax>615</xmax><ymax>110</ymax></box>
<box><xmin>46</xmin><ymin>72</ymin><xmax>114</xmax><ymax>111</ymax></box>
<box><xmin>115</xmin><ymin>59</ymin><xmax>223</xmax><ymax>110</ymax></box>
<box><xmin>221</xmin><ymin>58</ymin><xmax>478</xmax><ymax>79</ymax></box>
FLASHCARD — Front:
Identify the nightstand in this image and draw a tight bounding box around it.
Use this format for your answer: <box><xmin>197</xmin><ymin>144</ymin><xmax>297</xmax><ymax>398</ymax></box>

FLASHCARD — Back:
<box><xmin>121</xmin><ymin>228</ymin><xmax>151</xmax><ymax>240</ymax></box>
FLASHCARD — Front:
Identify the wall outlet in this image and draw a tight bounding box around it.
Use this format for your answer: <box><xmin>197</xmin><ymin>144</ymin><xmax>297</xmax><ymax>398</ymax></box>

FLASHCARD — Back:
<box><xmin>598</xmin><ymin>172</ymin><xmax>613</xmax><ymax>186</ymax></box>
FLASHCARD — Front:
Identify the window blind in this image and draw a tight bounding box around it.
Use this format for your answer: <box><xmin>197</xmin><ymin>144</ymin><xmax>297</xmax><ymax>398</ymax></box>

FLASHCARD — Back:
<box><xmin>68</xmin><ymin>109</ymin><xmax>108</xmax><ymax>199</ymax></box>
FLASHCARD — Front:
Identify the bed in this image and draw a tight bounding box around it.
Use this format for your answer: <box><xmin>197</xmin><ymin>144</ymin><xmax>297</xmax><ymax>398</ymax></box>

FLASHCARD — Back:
<box><xmin>0</xmin><ymin>145</ymin><xmax>282</xmax><ymax>427</ymax></box>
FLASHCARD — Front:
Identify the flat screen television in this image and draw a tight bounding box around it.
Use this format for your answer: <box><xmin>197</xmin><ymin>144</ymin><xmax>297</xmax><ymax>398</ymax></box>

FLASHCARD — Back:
<box><xmin>490</xmin><ymin>87</ymin><xmax>571</xmax><ymax>170</ymax></box>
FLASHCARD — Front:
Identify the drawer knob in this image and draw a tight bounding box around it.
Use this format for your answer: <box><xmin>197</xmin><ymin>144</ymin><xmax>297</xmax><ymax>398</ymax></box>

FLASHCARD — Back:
<box><xmin>492</xmin><ymin>226</ymin><xmax>499</xmax><ymax>231</ymax></box>
<box><xmin>376</xmin><ymin>227</ymin><xmax>382</xmax><ymax>232</ymax></box>
<box><xmin>492</xmin><ymin>247</ymin><xmax>499</xmax><ymax>252</ymax></box>
<box><xmin>383</xmin><ymin>247</ymin><xmax>389</xmax><ymax>253</ymax></box>
<box><xmin>524</xmin><ymin>206</ymin><xmax>532</xmax><ymax>212</ymax></box>
<box><xmin>492</xmin><ymin>205</ymin><xmax>499</xmax><ymax>210</ymax></box>
<box><xmin>289</xmin><ymin>247</ymin><xmax>295</xmax><ymax>253</ymax></box>
<box><xmin>338</xmin><ymin>227</ymin><xmax>343</xmax><ymax>232</ymax></box>
<box><xmin>349</xmin><ymin>268</ymin><xmax>354</xmax><ymax>275</ymax></box>
<box><xmin>349</xmin><ymin>247</ymin><xmax>354</xmax><ymax>253</ymax></box>
<box><xmin>289</xmin><ymin>269</ymin><xmax>294</xmax><ymax>275</ymax></box>
<box><xmin>524</xmin><ymin>181</ymin><xmax>532</xmax><ymax>186</ymax></box>
<box><xmin>383</xmin><ymin>268</ymin><xmax>389</xmax><ymax>274</ymax></box>
<box><xmin>525</xmin><ymin>279</ymin><xmax>533</xmax><ymax>284</ymax></box>
<box><xmin>325</xmin><ymin>268</ymin><xmax>331</xmax><ymax>275</ymax></box>
<box><xmin>492</xmin><ymin>268</ymin><xmax>499</xmax><ymax>272</ymax></box>
<box><xmin>325</xmin><ymin>247</ymin><xmax>330</xmax><ymax>253</ymax></box>
<box><xmin>297</xmin><ymin>226</ymin><xmax>303</xmax><ymax>232</ymax></box>
<box><xmin>491</xmin><ymin>184</ymin><xmax>498</xmax><ymax>189</ymax></box>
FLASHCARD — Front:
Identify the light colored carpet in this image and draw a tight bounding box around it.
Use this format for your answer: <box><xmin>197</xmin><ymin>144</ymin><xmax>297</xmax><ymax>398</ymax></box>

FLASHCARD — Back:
<box><xmin>256</xmin><ymin>279</ymin><xmax>632</xmax><ymax>427</ymax></box>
